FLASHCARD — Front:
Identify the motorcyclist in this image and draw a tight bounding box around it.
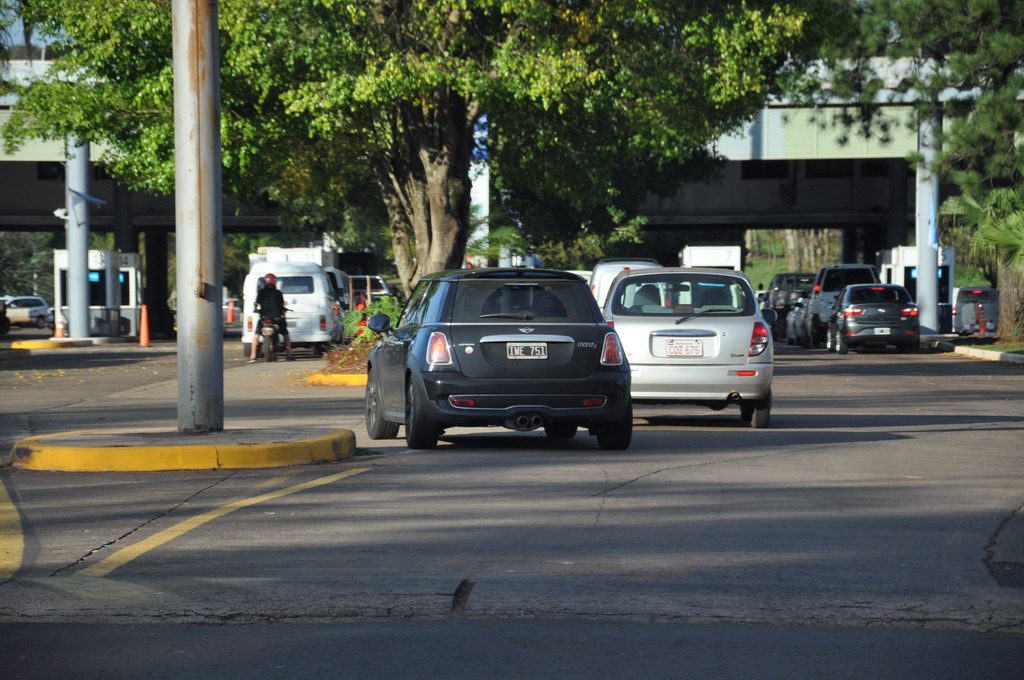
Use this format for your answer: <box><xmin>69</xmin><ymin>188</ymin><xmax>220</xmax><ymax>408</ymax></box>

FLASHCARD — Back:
<box><xmin>248</xmin><ymin>273</ymin><xmax>293</xmax><ymax>362</ymax></box>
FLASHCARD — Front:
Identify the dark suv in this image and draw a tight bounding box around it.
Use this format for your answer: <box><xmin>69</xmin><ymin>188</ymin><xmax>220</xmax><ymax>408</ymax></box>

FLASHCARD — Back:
<box><xmin>765</xmin><ymin>272</ymin><xmax>814</xmax><ymax>340</ymax></box>
<box><xmin>364</xmin><ymin>268</ymin><xmax>633</xmax><ymax>450</ymax></box>
<box><xmin>802</xmin><ymin>264</ymin><xmax>879</xmax><ymax>348</ymax></box>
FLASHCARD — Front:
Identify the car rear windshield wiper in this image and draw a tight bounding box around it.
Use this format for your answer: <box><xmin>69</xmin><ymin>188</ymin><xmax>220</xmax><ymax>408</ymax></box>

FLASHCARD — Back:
<box><xmin>480</xmin><ymin>312</ymin><xmax>535</xmax><ymax>320</ymax></box>
<box><xmin>675</xmin><ymin>311</ymin><xmax>710</xmax><ymax>324</ymax></box>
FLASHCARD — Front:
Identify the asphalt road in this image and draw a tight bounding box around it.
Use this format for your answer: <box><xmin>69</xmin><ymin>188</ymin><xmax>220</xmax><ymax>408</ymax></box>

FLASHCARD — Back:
<box><xmin>1</xmin><ymin>337</ymin><xmax>1023</xmax><ymax>678</ymax></box>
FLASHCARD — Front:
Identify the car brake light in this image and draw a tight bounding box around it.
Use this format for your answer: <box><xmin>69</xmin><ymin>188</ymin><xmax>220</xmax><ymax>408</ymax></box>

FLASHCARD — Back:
<box><xmin>583</xmin><ymin>397</ymin><xmax>606</xmax><ymax>407</ymax></box>
<box><xmin>426</xmin><ymin>331</ymin><xmax>452</xmax><ymax>366</ymax></box>
<box><xmin>870</xmin><ymin>287</ymin><xmax>885</xmax><ymax>290</ymax></box>
<box><xmin>736</xmin><ymin>370</ymin><xmax>757</xmax><ymax>377</ymax></box>
<box><xmin>601</xmin><ymin>332</ymin><xmax>624</xmax><ymax>365</ymax></box>
<box><xmin>970</xmin><ymin>290</ymin><xmax>984</xmax><ymax>294</ymax></box>
<box><xmin>902</xmin><ymin>306</ymin><xmax>919</xmax><ymax>316</ymax></box>
<box><xmin>320</xmin><ymin>315</ymin><xmax>327</xmax><ymax>330</ymax></box>
<box><xmin>844</xmin><ymin>308</ymin><xmax>864</xmax><ymax>317</ymax></box>
<box><xmin>749</xmin><ymin>321</ymin><xmax>770</xmax><ymax>357</ymax></box>
<box><xmin>814</xmin><ymin>284</ymin><xmax>821</xmax><ymax>292</ymax></box>
<box><xmin>451</xmin><ymin>397</ymin><xmax>476</xmax><ymax>407</ymax></box>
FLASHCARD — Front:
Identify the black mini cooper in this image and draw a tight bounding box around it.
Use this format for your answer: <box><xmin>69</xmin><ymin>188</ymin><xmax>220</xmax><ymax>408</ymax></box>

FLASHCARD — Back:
<box><xmin>363</xmin><ymin>268</ymin><xmax>633</xmax><ymax>449</ymax></box>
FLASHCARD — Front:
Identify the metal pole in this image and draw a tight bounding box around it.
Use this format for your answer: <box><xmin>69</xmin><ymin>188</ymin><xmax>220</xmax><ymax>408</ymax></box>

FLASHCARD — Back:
<box><xmin>915</xmin><ymin>110</ymin><xmax>941</xmax><ymax>335</ymax></box>
<box><xmin>65</xmin><ymin>139</ymin><xmax>90</xmax><ymax>339</ymax></box>
<box><xmin>172</xmin><ymin>0</ymin><xmax>224</xmax><ymax>432</ymax></box>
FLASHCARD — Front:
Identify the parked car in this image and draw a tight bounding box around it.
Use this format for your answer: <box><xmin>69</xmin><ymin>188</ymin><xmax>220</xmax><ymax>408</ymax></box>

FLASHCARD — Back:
<box><xmin>765</xmin><ymin>272</ymin><xmax>815</xmax><ymax>340</ymax></box>
<box><xmin>351</xmin><ymin>274</ymin><xmax>399</xmax><ymax>304</ymax></box>
<box><xmin>2</xmin><ymin>295</ymin><xmax>51</xmax><ymax>328</ymax></box>
<box><xmin>0</xmin><ymin>298</ymin><xmax>9</xmax><ymax>336</ymax></box>
<box><xmin>601</xmin><ymin>267</ymin><xmax>777</xmax><ymax>428</ymax></box>
<box><xmin>953</xmin><ymin>287</ymin><xmax>999</xmax><ymax>336</ymax></box>
<box><xmin>786</xmin><ymin>289</ymin><xmax>812</xmax><ymax>346</ymax></box>
<box><xmin>825</xmin><ymin>284</ymin><xmax>920</xmax><ymax>354</ymax></box>
<box><xmin>802</xmin><ymin>264</ymin><xmax>879</xmax><ymax>348</ymax></box>
<box><xmin>364</xmin><ymin>268</ymin><xmax>633</xmax><ymax>449</ymax></box>
<box><xmin>588</xmin><ymin>257</ymin><xmax>661</xmax><ymax>308</ymax></box>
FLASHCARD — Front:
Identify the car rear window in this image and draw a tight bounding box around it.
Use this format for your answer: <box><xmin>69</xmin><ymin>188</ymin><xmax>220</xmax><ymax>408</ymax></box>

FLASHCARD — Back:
<box><xmin>609</xmin><ymin>273</ymin><xmax>754</xmax><ymax>317</ymax></box>
<box><xmin>958</xmin><ymin>289</ymin><xmax>994</xmax><ymax>303</ymax></box>
<box><xmin>822</xmin><ymin>268</ymin><xmax>876</xmax><ymax>290</ymax></box>
<box><xmin>849</xmin><ymin>287</ymin><xmax>912</xmax><ymax>304</ymax></box>
<box><xmin>452</xmin><ymin>279</ymin><xmax>596</xmax><ymax>323</ymax></box>
<box><xmin>278</xmin><ymin>276</ymin><xmax>315</xmax><ymax>294</ymax></box>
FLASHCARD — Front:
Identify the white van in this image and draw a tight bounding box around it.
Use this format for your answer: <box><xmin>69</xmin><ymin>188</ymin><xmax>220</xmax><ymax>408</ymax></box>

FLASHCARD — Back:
<box><xmin>589</xmin><ymin>258</ymin><xmax>661</xmax><ymax>308</ymax></box>
<box><xmin>241</xmin><ymin>261</ymin><xmax>344</xmax><ymax>356</ymax></box>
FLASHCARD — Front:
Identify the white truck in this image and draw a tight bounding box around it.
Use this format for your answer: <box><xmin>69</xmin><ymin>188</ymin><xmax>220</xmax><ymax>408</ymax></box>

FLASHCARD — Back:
<box><xmin>679</xmin><ymin>245</ymin><xmax>743</xmax><ymax>271</ymax></box>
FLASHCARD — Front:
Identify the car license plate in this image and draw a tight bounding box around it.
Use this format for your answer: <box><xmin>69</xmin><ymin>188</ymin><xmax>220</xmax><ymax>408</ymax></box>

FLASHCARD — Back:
<box><xmin>666</xmin><ymin>339</ymin><xmax>704</xmax><ymax>357</ymax></box>
<box><xmin>874</xmin><ymin>327</ymin><xmax>891</xmax><ymax>335</ymax></box>
<box><xmin>507</xmin><ymin>342</ymin><xmax>548</xmax><ymax>359</ymax></box>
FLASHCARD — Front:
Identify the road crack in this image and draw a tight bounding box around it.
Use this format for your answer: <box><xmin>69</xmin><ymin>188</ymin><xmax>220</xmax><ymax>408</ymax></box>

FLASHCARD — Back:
<box><xmin>49</xmin><ymin>472</ymin><xmax>240</xmax><ymax>576</ymax></box>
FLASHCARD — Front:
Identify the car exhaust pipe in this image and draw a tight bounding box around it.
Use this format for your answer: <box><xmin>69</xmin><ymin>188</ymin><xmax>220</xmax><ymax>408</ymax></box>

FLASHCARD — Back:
<box><xmin>727</xmin><ymin>392</ymin><xmax>741</xmax><ymax>402</ymax></box>
<box><xmin>505</xmin><ymin>413</ymin><xmax>544</xmax><ymax>431</ymax></box>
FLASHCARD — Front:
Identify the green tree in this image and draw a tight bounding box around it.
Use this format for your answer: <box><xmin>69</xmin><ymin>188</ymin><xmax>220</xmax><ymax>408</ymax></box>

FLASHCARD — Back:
<box><xmin>941</xmin><ymin>189</ymin><xmax>1024</xmax><ymax>335</ymax></box>
<box><xmin>810</xmin><ymin>0</ymin><xmax>1024</xmax><ymax>336</ymax></box>
<box><xmin>7</xmin><ymin>0</ymin><xmax>836</xmax><ymax>295</ymax></box>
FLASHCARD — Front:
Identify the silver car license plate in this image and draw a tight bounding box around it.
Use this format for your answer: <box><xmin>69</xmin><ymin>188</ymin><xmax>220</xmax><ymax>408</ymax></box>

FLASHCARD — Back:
<box><xmin>874</xmin><ymin>327</ymin><xmax>891</xmax><ymax>335</ymax></box>
<box><xmin>507</xmin><ymin>342</ymin><xmax>548</xmax><ymax>359</ymax></box>
<box><xmin>666</xmin><ymin>339</ymin><xmax>704</xmax><ymax>357</ymax></box>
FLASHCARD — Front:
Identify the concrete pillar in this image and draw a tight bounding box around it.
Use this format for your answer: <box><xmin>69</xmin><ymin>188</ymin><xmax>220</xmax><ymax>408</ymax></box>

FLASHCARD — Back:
<box><xmin>172</xmin><ymin>0</ymin><xmax>224</xmax><ymax>432</ymax></box>
<box><xmin>64</xmin><ymin>139</ymin><xmax>90</xmax><ymax>338</ymax></box>
<box><xmin>915</xmin><ymin>113</ymin><xmax>941</xmax><ymax>335</ymax></box>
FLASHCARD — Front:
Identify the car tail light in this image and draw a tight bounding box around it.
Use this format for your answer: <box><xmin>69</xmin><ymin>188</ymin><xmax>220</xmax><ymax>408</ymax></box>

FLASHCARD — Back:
<box><xmin>451</xmin><ymin>397</ymin><xmax>476</xmax><ymax>407</ymax></box>
<box><xmin>902</xmin><ymin>306</ymin><xmax>919</xmax><ymax>317</ymax></box>
<box><xmin>749</xmin><ymin>321</ymin><xmax>770</xmax><ymax>357</ymax></box>
<box><xmin>601</xmin><ymin>332</ymin><xmax>624</xmax><ymax>366</ymax></box>
<box><xmin>320</xmin><ymin>315</ymin><xmax>327</xmax><ymax>330</ymax></box>
<box><xmin>844</xmin><ymin>308</ymin><xmax>864</xmax><ymax>317</ymax></box>
<box><xmin>814</xmin><ymin>284</ymin><xmax>821</xmax><ymax>292</ymax></box>
<box><xmin>426</xmin><ymin>331</ymin><xmax>452</xmax><ymax>366</ymax></box>
<box><xmin>583</xmin><ymin>397</ymin><xmax>607</xmax><ymax>407</ymax></box>
<box><xmin>736</xmin><ymin>370</ymin><xmax>758</xmax><ymax>377</ymax></box>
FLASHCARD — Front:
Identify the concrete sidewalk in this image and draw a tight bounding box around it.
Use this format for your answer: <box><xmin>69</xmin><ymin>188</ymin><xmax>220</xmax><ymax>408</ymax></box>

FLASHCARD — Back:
<box><xmin>6</xmin><ymin>348</ymin><xmax>361</xmax><ymax>472</ymax></box>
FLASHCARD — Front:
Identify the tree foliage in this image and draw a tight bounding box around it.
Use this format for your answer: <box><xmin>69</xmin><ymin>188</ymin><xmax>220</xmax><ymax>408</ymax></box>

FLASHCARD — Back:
<box><xmin>6</xmin><ymin>0</ymin><xmax>837</xmax><ymax>294</ymax></box>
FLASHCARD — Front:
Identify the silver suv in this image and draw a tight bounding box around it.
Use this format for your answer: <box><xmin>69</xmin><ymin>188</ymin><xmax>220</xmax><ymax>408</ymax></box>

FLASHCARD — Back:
<box><xmin>802</xmin><ymin>264</ymin><xmax>879</xmax><ymax>348</ymax></box>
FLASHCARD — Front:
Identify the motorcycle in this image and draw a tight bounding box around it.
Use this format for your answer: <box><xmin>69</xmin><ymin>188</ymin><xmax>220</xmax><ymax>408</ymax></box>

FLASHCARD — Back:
<box><xmin>258</xmin><ymin>316</ymin><xmax>283</xmax><ymax>362</ymax></box>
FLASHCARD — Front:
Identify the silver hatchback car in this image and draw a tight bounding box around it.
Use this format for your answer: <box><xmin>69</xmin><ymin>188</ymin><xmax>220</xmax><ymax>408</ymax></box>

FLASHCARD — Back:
<box><xmin>602</xmin><ymin>268</ymin><xmax>777</xmax><ymax>427</ymax></box>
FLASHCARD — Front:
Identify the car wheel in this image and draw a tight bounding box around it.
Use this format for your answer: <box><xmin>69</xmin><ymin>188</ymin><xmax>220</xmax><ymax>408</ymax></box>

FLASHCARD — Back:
<box><xmin>405</xmin><ymin>379</ymin><xmax>438</xmax><ymax>449</ymax></box>
<box><xmin>365</xmin><ymin>370</ymin><xmax>399</xmax><ymax>440</ymax></box>
<box><xmin>596</xmin><ymin>402</ymin><xmax>633</xmax><ymax>450</ymax></box>
<box><xmin>836</xmin><ymin>332</ymin><xmax>849</xmax><ymax>355</ymax></box>
<box><xmin>35</xmin><ymin>315</ymin><xmax>46</xmax><ymax>329</ymax></box>
<box><xmin>741</xmin><ymin>390</ymin><xmax>772</xmax><ymax>429</ymax></box>
<box><xmin>544</xmin><ymin>421</ymin><xmax>578</xmax><ymax>440</ymax></box>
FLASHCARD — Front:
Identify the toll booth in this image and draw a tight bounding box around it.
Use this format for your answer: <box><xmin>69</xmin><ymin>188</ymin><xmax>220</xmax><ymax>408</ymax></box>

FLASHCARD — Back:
<box><xmin>877</xmin><ymin>246</ymin><xmax>955</xmax><ymax>332</ymax></box>
<box><xmin>54</xmin><ymin>250</ymin><xmax>143</xmax><ymax>337</ymax></box>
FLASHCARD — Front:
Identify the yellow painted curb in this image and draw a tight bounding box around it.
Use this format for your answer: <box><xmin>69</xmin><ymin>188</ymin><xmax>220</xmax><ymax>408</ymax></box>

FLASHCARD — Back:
<box><xmin>307</xmin><ymin>373</ymin><xmax>368</xmax><ymax>386</ymax></box>
<box><xmin>10</xmin><ymin>339</ymin><xmax>92</xmax><ymax>349</ymax></box>
<box><xmin>10</xmin><ymin>428</ymin><xmax>356</xmax><ymax>472</ymax></box>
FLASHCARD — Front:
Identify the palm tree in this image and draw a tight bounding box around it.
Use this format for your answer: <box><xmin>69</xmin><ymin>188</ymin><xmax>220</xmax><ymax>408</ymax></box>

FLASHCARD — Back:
<box><xmin>941</xmin><ymin>189</ymin><xmax>1024</xmax><ymax>337</ymax></box>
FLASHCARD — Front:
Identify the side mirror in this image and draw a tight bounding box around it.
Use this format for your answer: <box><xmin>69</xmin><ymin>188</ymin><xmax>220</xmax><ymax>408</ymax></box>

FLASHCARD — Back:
<box><xmin>366</xmin><ymin>313</ymin><xmax>392</xmax><ymax>334</ymax></box>
<box><xmin>761</xmin><ymin>308</ymin><xmax>778</xmax><ymax>325</ymax></box>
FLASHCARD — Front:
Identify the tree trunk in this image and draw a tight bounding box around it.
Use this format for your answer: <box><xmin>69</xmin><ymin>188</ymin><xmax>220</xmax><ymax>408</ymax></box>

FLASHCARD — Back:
<box><xmin>372</xmin><ymin>91</ymin><xmax>478</xmax><ymax>296</ymax></box>
<box><xmin>996</xmin><ymin>262</ymin><xmax>1024</xmax><ymax>338</ymax></box>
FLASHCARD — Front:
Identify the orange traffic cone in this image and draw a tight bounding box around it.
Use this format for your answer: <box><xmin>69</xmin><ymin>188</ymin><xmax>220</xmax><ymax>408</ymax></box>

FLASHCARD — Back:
<box><xmin>139</xmin><ymin>304</ymin><xmax>150</xmax><ymax>347</ymax></box>
<box><xmin>227</xmin><ymin>298</ymin><xmax>236</xmax><ymax>323</ymax></box>
<box><xmin>53</xmin><ymin>312</ymin><xmax>66</xmax><ymax>339</ymax></box>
